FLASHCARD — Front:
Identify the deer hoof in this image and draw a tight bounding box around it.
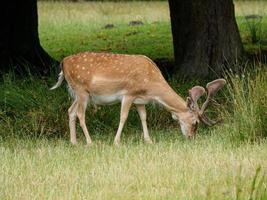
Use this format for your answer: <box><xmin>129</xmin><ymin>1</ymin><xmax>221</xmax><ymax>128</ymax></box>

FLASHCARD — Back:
<box><xmin>114</xmin><ymin>140</ymin><xmax>121</xmax><ymax>147</ymax></box>
<box><xmin>71</xmin><ymin>140</ymin><xmax>78</xmax><ymax>145</ymax></box>
<box><xmin>145</xmin><ymin>138</ymin><xmax>153</xmax><ymax>144</ymax></box>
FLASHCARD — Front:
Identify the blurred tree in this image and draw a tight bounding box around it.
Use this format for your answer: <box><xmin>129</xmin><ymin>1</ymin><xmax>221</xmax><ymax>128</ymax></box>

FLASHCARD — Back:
<box><xmin>0</xmin><ymin>0</ymin><xmax>58</xmax><ymax>75</ymax></box>
<box><xmin>168</xmin><ymin>0</ymin><xmax>243</xmax><ymax>77</ymax></box>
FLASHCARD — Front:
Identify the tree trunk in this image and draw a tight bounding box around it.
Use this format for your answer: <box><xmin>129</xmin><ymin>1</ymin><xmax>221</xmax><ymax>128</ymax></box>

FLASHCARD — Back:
<box><xmin>0</xmin><ymin>0</ymin><xmax>58</xmax><ymax>76</ymax></box>
<box><xmin>168</xmin><ymin>0</ymin><xmax>243</xmax><ymax>77</ymax></box>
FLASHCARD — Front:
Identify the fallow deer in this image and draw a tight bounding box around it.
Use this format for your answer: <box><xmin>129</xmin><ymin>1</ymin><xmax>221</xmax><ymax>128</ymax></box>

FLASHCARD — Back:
<box><xmin>50</xmin><ymin>52</ymin><xmax>226</xmax><ymax>145</ymax></box>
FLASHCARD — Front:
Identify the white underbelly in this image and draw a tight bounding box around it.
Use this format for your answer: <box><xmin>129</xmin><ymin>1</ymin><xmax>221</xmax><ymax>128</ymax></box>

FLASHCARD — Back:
<box><xmin>91</xmin><ymin>94</ymin><xmax>122</xmax><ymax>105</ymax></box>
<box><xmin>90</xmin><ymin>90</ymin><xmax>126</xmax><ymax>105</ymax></box>
<box><xmin>133</xmin><ymin>98</ymin><xmax>149</xmax><ymax>104</ymax></box>
<box><xmin>90</xmin><ymin>90</ymin><xmax>150</xmax><ymax>105</ymax></box>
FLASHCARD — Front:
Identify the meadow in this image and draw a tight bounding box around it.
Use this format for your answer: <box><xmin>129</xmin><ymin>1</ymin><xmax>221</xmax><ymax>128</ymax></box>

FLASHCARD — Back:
<box><xmin>38</xmin><ymin>1</ymin><xmax>267</xmax><ymax>59</ymax></box>
<box><xmin>0</xmin><ymin>1</ymin><xmax>267</xmax><ymax>199</ymax></box>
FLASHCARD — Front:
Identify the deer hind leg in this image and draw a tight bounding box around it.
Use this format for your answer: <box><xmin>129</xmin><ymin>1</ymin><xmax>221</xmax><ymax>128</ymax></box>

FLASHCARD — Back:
<box><xmin>68</xmin><ymin>100</ymin><xmax>78</xmax><ymax>145</ymax></box>
<box><xmin>114</xmin><ymin>96</ymin><xmax>134</xmax><ymax>146</ymax></box>
<box><xmin>136</xmin><ymin>104</ymin><xmax>153</xmax><ymax>144</ymax></box>
<box><xmin>76</xmin><ymin>93</ymin><xmax>93</xmax><ymax>145</ymax></box>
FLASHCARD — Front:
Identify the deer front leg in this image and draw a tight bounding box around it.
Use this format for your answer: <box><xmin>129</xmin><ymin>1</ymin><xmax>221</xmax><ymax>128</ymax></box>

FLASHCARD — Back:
<box><xmin>114</xmin><ymin>96</ymin><xmax>134</xmax><ymax>146</ymax></box>
<box><xmin>136</xmin><ymin>104</ymin><xmax>153</xmax><ymax>144</ymax></box>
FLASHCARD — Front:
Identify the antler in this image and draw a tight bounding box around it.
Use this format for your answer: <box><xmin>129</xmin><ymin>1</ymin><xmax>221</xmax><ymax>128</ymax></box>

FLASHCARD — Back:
<box><xmin>188</xmin><ymin>86</ymin><xmax>206</xmax><ymax>110</ymax></box>
<box><xmin>200</xmin><ymin>79</ymin><xmax>226</xmax><ymax>114</ymax></box>
<box><xmin>199</xmin><ymin>113</ymin><xmax>217</xmax><ymax>126</ymax></box>
<box><xmin>199</xmin><ymin>79</ymin><xmax>226</xmax><ymax>126</ymax></box>
<box><xmin>186</xmin><ymin>79</ymin><xmax>226</xmax><ymax>126</ymax></box>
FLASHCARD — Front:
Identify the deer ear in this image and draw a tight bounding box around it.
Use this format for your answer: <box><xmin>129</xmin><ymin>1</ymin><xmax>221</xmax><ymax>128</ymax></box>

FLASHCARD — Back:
<box><xmin>186</xmin><ymin>97</ymin><xmax>195</xmax><ymax>111</ymax></box>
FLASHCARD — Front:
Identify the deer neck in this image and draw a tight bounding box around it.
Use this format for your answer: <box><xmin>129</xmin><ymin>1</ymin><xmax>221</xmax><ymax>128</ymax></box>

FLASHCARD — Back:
<box><xmin>153</xmin><ymin>84</ymin><xmax>188</xmax><ymax>114</ymax></box>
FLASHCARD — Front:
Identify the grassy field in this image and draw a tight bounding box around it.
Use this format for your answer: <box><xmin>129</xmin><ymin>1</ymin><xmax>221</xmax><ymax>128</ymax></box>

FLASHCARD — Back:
<box><xmin>38</xmin><ymin>1</ymin><xmax>173</xmax><ymax>60</ymax></box>
<box><xmin>0</xmin><ymin>136</ymin><xmax>266</xmax><ymax>199</ymax></box>
<box><xmin>1</xmin><ymin>1</ymin><xmax>267</xmax><ymax>199</ymax></box>
<box><xmin>38</xmin><ymin>1</ymin><xmax>267</xmax><ymax>60</ymax></box>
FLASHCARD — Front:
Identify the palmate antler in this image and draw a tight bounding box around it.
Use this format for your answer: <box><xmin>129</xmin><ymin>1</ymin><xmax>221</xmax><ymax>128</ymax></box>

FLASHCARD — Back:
<box><xmin>188</xmin><ymin>79</ymin><xmax>226</xmax><ymax>126</ymax></box>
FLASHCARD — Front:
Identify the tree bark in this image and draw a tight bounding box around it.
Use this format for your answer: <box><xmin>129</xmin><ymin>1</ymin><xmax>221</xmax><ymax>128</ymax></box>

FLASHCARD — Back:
<box><xmin>0</xmin><ymin>0</ymin><xmax>58</xmax><ymax>76</ymax></box>
<box><xmin>168</xmin><ymin>0</ymin><xmax>243</xmax><ymax>77</ymax></box>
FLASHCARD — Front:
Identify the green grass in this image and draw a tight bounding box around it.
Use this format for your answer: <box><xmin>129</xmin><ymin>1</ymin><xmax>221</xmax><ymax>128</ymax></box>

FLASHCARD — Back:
<box><xmin>1</xmin><ymin>1</ymin><xmax>267</xmax><ymax>199</ymax></box>
<box><xmin>223</xmin><ymin>67</ymin><xmax>267</xmax><ymax>143</ymax></box>
<box><xmin>38</xmin><ymin>1</ymin><xmax>173</xmax><ymax>60</ymax></box>
<box><xmin>41</xmin><ymin>22</ymin><xmax>173</xmax><ymax>61</ymax></box>
<box><xmin>38</xmin><ymin>1</ymin><xmax>267</xmax><ymax>60</ymax></box>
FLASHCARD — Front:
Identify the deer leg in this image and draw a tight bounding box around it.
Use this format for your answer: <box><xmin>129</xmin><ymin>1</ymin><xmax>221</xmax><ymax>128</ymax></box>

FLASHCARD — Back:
<box><xmin>114</xmin><ymin>96</ymin><xmax>134</xmax><ymax>146</ymax></box>
<box><xmin>77</xmin><ymin>94</ymin><xmax>93</xmax><ymax>145</ymax></box>
<box><xmin>68</xmin><ymin>100</ymin><xmax>78</xmax><ymax>145</ymax></box>
<box><xmin>136</xmin><ymin>104</ymin><xmax>153</xmax><ymax>144</ymax></box>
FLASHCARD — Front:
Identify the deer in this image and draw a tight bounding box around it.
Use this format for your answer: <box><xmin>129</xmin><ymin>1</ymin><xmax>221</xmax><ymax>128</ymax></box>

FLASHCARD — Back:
<box><xmin>50</xmin><ymin>52</ymin><xmax>226</xmax><ymax>146</ymax></box>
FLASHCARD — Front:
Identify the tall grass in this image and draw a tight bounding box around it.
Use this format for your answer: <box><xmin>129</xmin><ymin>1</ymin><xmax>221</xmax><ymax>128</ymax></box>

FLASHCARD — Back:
<box><xmin>0</xmin><ymin>74</ymin><xmax>69</xmax><ymax>139</ymax></box>
<box><xmin>222</xmin><ymin>66</ymin><xmax>267</xmax><ymax>143</ymax></box>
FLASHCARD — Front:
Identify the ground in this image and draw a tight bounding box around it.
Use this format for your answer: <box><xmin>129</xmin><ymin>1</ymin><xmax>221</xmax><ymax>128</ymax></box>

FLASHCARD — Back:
<box><xmin>1</xmin><ymin>136</ymin><xmax>266</xmax><ymax>199</ymax></box>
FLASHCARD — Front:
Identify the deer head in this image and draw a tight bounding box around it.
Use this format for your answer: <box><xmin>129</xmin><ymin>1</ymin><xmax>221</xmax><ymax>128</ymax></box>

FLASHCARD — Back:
<box><xmin>178</xmin><ymin>79</ymin><xmax>226</xmax><ymax>139</ymax></box>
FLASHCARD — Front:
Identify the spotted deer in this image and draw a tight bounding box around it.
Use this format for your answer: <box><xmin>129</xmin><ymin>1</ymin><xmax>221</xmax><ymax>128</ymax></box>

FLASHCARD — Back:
<box><xmin>50</xmin><ymin>52</ymin><xmax>226</xmax><ymax>145</ymax></box>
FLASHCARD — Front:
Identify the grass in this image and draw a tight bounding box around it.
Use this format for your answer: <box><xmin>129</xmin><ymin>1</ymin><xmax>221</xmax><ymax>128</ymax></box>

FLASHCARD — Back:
<box><xmin>223</xmin><ymin>67</ymin><xmax>267</xmax><ymax>143</ymax></box>
<box><xmin>38</xmin><ymin>1</ymin><xmax>173</xmax><ymax>61</ymax></box>
<box><xmin>1</xmin><ymin>67</ymin><xmax>266</xmax><ymax>199</ymax></box>
<box><xmin>1</xmin><ymin>1</ymin><xmax>267</xmax><ymax>199</ymax></box>
<box><xmin>38</xmin><ymin>1</ymin><xmax>267</xmax><ymax>60</ymax></box>
<box><xmin>0</xmin><ymin>137</ymin><xmax>266</xmax><ymax>200</ymax></box>
<box><xmin>41</xmin><ymin>22</ymin><xmax>173</xmax><ymax>61</ymax></box>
